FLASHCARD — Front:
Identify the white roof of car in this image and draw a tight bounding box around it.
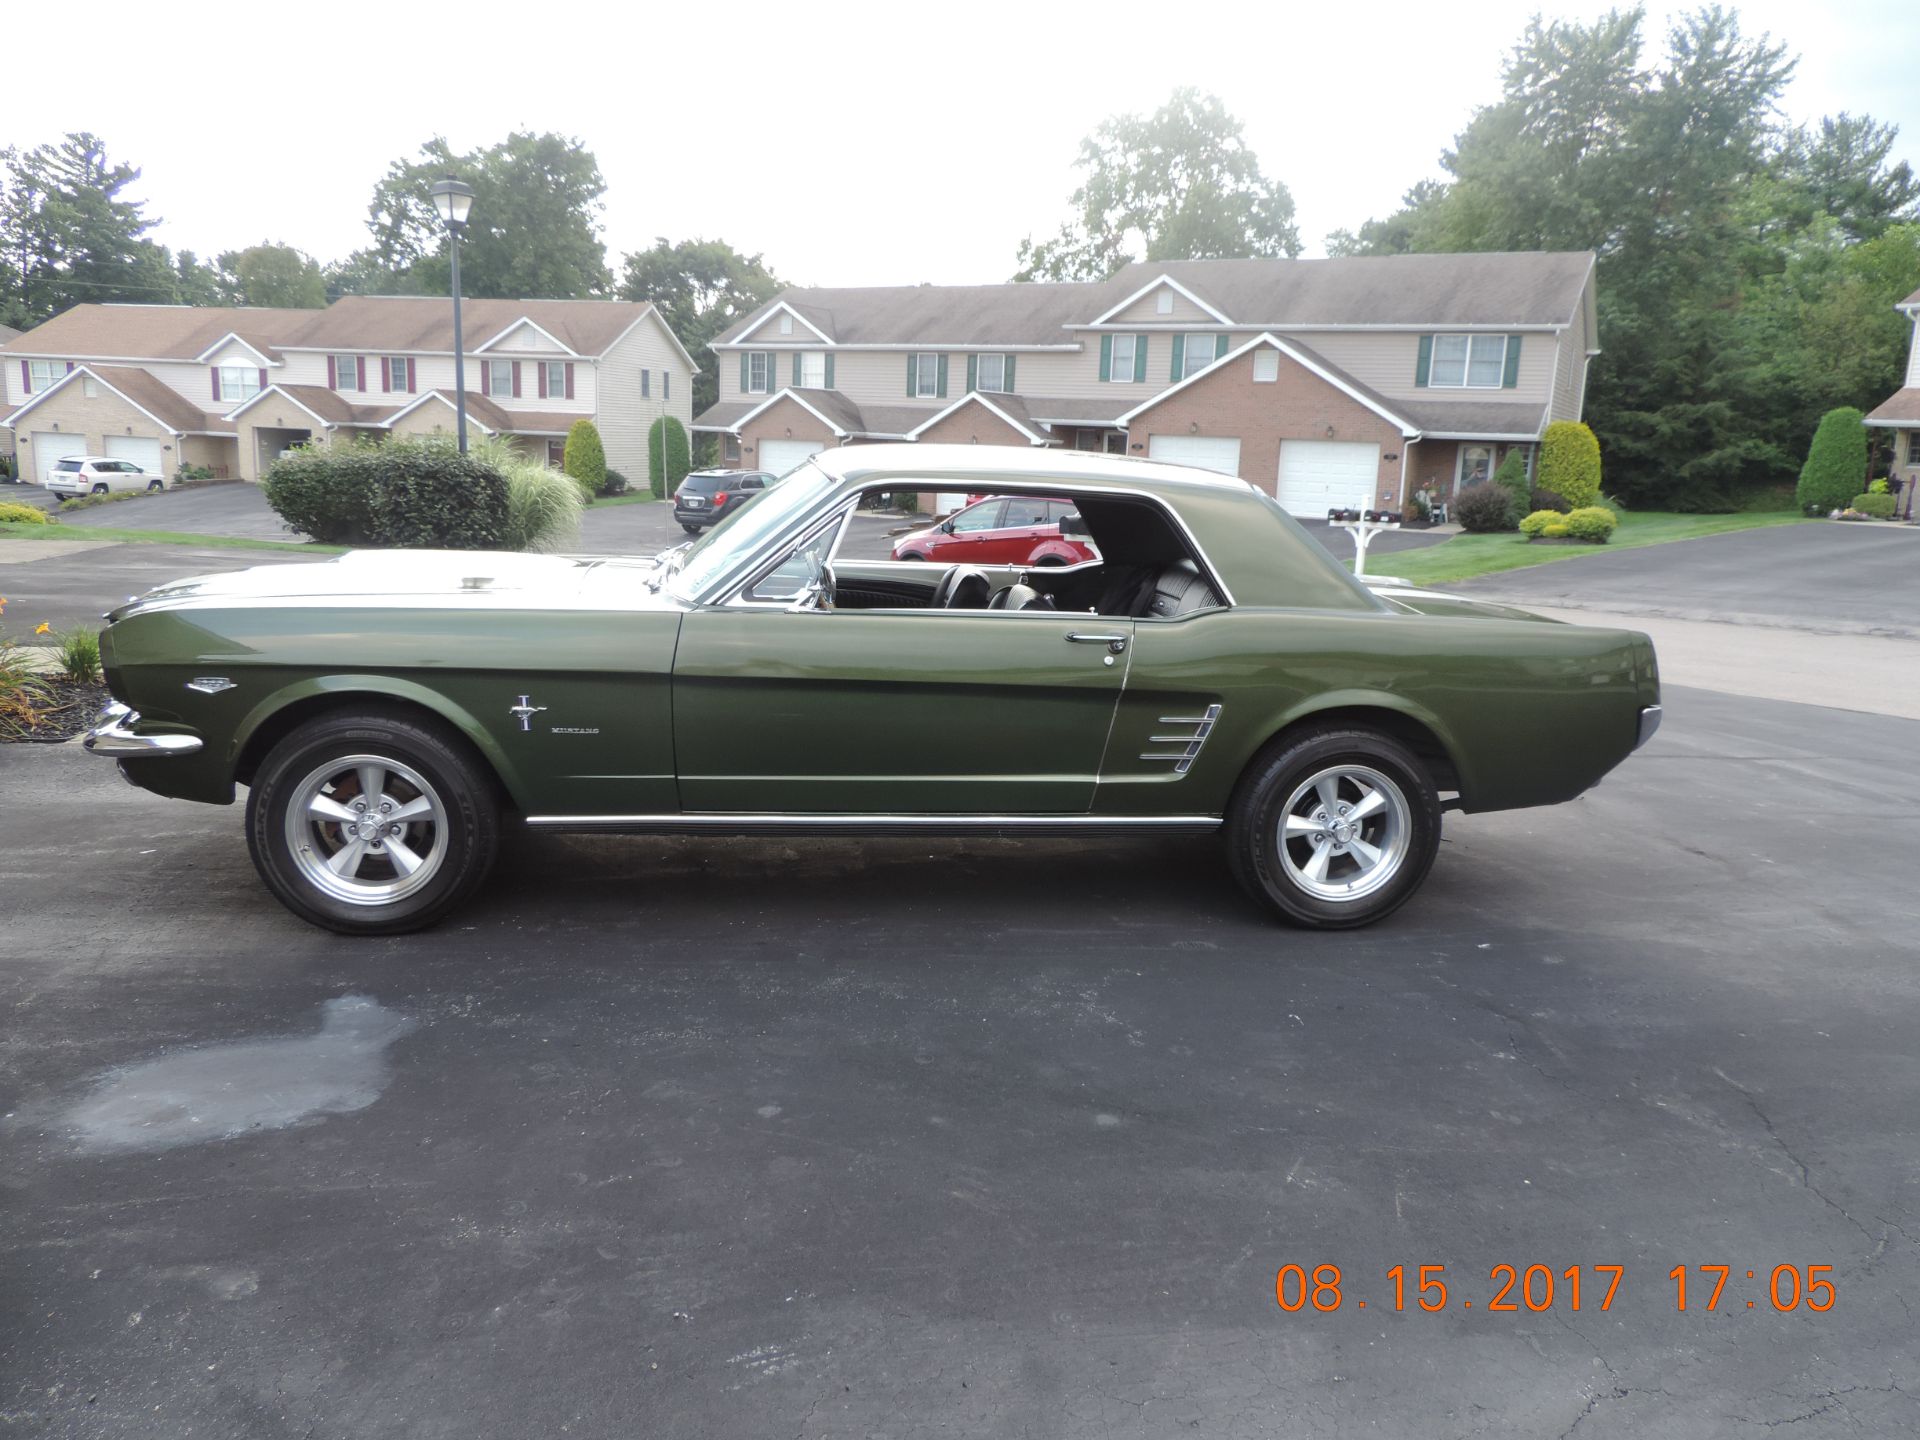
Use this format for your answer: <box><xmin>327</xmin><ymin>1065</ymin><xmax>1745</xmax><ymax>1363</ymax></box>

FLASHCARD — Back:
<box><xmin>812</xmin><ymin>443</ymin><xmax>1256</xmax><ymax>494</ymax></box>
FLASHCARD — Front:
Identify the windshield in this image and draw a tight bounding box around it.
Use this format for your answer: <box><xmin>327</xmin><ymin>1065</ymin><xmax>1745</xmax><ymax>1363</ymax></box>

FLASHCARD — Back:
<box><xmin>668</xmin><ymin>462</ymin><xmax>839</xmax><ymax>599</ymax></box>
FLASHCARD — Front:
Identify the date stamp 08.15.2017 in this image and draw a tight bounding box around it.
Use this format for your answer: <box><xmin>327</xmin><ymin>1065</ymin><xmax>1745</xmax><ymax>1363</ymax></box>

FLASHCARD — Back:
<box><xmin>1276</xmin><ymin>1264</ymin><xmax>1838</xmax><ymax>1315</ymax></box>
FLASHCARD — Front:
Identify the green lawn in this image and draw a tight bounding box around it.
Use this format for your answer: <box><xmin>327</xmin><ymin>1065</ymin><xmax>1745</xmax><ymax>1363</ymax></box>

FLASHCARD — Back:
<box><xmin>589</xmin><ymin>492</ymin><xmax>662</xmax><ymax>508</ymax></box>
<box><xmin>1369</xmin><ymin>511</ymin><xmax>1809</xmax><ymax>587</ymax></box>
<box><xmin>0</xmin><ymin>522</ymin><xmax>343</xmax><ymax>553</ymax></box>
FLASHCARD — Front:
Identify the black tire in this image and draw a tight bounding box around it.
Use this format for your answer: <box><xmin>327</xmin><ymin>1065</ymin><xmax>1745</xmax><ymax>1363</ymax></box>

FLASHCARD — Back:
<box><xmin>681</xmin><ymin>523</ymin><xmax>701</xmax><ymax>535</ymax></box>
<box><xmin>897</xmin><ymin>551</ymin><xmax>928</xmax><ymax>562</ymax></box>
<box><xmin>1033</xmin><ymin>555</ymin><xmax>1067</xmax><ymax>567</ymax></box>
<box><xmin>91</xmin><ymin>483</ymin><xmax>109</xmax><ymax>495</ymax></box>
<box><xmin>1225</xmin><ymin>726</ymin><xmax>1441</xmax><ymax>929</ymax></box>
<box><xmin>245</xmin><ymin>709</ymin><xmax>501</xmax><ymax>935</ymax></box>
<box><xmin>146</xmin><ymin>479</ymin><xmax>163</xmax><ymax>492</ymax></box>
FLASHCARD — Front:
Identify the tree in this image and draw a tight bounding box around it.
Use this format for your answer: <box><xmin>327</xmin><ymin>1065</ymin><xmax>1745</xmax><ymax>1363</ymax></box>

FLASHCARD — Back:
<box><xmin>648</xmin><ymin>416</ymin><xmax>691</xmax><ymax>498</ymax></box>
<box><xmin>1491</xmin><ymin>448</ymin><xmax>1532</xmax><ymax>515</ymax></box>
<box><xmin>619</xmin><ymin>238</ymin><xmax>781</xmax><ymax>415</ymax></box>
<box><xmin>359</xmin><ymin>132</ymin><xmax>611</xmax><ymax>299</ymax></box>
<box><xmin>561</xmin><ymin>418</ymin><xmax>606</xmax><ymax>501</ymax></box>
<box><xmin>170</xmin><ymin>250</ymin><xmax>233</xmax><ymax>308</ymax></box>
<box><xmin>1538</xmin><ymin>421</ymin><xmax>1604</xmax><ymax>508</ymax></box>
<box><xmin>1014</xmin><ymin>89</ymin><xmax>1301</xmax><ymax>282</ymax></box>
<box><xmin>1796</xmin><ymin>407</ymin><xmax>1868</xmax><ymax>513</ymax></box>
<box><xmin>222</xmin><ymin>243</ymin><xmax>326</xmax><ymax>308</ymax></box>
<box><xmin>1768</xmin><ymin>115</ymin><xmax>1920</xmax><ymax>244</ymax></box>
<box><xmin>0</xmin><ymin>133</ymin><xmax>175</xmax><ymax>324</ymax></box>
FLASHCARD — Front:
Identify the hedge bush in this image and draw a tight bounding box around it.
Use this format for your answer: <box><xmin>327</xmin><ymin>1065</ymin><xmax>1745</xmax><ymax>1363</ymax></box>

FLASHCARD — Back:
<box><xmin>1529</xmin><ymin>486</ymin><xmax>1571</xmax><ymax>513</ymax></box>
<box><xmin>562</xmin><ymin>419</ymin><xmax>607</xmax><ymax>503</ymax></box>
<box><xmin>1850</xmin><ymin>491</ymin><xmax>1896</xmax><ymax>519</ymax></box>
<box><xmin>0</xmin><ymin>502</ymin><xmax>51</xmax><ymax>525</ymax></box>
<box><xmin>1795</xmin><ymin>407</ymin><xmax>1867</xmax><ymax>514</ymax></box>
<box><xmin>648</xmin><ymin>416</ymin><xmax>691</xmax><ymax>499</ymax></box>
<box><xmin>262</xmin><ymin>438</ymin><xmax>510</xmax><ymax>549</ymax></box>
<box><xmin>1455</xmin><ymin>482</ymin><xmax>1518</xmax><ymax>533</ymax></box>
<box><xmin>1542</xmin><ymin>522</ymin><xmax>1570</xmax><ymax>538</ymax></box>
<box><xmin>1519</xmin><ymin>509</ymin><xmax>1562</xmax><ymax>537</ymax></box>
<box><xmin>1538</xmin><ymin>421</ymin><xmax>1602</xmax><ymax>509</ymax></box>
<box><xmin>1563</xmin><ymin>505</ymin><xmax>1618</xmax><ymax>542</ymax></box>
<box><xmin>602</xmin><ymin>469</ymin><xmax>629</xmax><ymax>497</ymax></box>
<box><xmin>1492</xmin><ymin>449</ymin><xmax>1531</xmax><ymax>518</ymax></box>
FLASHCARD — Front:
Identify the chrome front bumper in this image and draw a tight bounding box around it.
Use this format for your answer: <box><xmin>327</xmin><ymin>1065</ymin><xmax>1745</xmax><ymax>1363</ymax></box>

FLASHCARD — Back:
<box><xmin>1635</xmin><ymin>704</ymin><xmax>1663</xmax><ymax>750</ymax></box>
<box><xmin>82</xmin><ymin>701</ymin><xmax>203</xmax><ymax>758</ymax></box>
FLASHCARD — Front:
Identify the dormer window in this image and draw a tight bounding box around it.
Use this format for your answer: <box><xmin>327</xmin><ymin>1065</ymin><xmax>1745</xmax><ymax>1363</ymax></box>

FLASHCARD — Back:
<box><xmin>217</xmin><ymin>364</ymin><xmax>261</xmax><ymax>402</ymax></box>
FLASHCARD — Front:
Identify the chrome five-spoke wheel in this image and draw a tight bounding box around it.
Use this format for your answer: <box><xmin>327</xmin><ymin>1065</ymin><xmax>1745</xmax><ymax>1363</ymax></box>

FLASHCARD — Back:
<box><xmin>285</xmin><ymin>754</ymin><xmax>448</xmax><ymax>905</ymax></box>
<box><xmin>1278</xmin><ymin>765</ymin><xmax>1411</xmax><ymax>902</ymax></box>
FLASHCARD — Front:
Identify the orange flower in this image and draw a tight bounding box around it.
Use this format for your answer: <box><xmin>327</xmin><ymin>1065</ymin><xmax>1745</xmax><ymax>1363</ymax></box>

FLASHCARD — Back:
<box><xmin>35</xmin><ymin>622</ymin><xmax>52</xmax><ymax>635</ymax></box>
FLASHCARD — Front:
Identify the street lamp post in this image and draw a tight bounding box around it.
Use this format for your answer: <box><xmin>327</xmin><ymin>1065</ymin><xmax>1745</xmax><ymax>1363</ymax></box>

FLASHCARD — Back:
<box><xmin>429</xmin><ymin>179</ymin><xmax>476</xmax><ymax>453</ymax></box>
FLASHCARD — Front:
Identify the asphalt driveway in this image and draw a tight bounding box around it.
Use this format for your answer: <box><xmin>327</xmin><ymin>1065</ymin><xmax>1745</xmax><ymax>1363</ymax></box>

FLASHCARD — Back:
<box><xmin>3</xmin><ymin>684</ymin><xmax>1916</xmax><ymax>1439</ymax></box>
<box><xmin>1456</xmin><ymin>520</ymin><xmax>1920</xmax><ymax>637</ymax></box>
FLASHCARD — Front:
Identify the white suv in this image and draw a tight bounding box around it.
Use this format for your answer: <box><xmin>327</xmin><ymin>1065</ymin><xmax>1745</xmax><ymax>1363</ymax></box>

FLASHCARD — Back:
<box><xmin>44</xmin><ymin>457</ymin><xmax>166</xmax><ymax>497</ymax></box>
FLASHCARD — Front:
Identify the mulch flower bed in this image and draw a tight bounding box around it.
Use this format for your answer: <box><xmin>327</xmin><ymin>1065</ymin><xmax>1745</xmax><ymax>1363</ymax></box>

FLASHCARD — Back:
<box><xmin>1</xmin><ymin>676</ymin><xmax>109</xmax><ymax>744</ymax></box>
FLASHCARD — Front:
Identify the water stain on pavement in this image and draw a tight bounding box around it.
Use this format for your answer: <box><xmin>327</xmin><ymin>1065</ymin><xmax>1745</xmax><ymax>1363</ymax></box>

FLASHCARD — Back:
<box><xmin>61</xmin><ymin>995</ymin><xmax>415</xmax><ymax>1155</ymax></box>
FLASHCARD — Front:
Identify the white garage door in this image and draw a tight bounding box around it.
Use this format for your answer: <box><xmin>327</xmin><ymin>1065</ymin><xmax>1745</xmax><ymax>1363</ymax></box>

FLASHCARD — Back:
<box><xmin>1148</xmin><ymin>435</ymin><xmax>1242</xmax><ymax>477</ymax></box>
<box><xmin>1276</xmin><ymin>440</ymin><xmax>1380</xmax><ymax>518</ymax></box>
<box><xmin>104</xmin><ymin>434</ymin><xmax>164</xmax><ymax>475</ymax></box>
<box><xmin>758</xmin><ymin>439</ymin><xmax>824</xmax><ymax>477</ymax></box>
<box><xmin>31</xmin><ymin>431</ymin><xmax>89</xmax><ymax>484</ymax></box>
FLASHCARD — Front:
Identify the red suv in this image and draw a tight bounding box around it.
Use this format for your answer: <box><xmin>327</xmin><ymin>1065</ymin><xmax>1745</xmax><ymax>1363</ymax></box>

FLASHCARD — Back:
<box><xmin>892</xmin><ymin>495</ymin><xmax>1098</xmax><ymax>566</ymax></box>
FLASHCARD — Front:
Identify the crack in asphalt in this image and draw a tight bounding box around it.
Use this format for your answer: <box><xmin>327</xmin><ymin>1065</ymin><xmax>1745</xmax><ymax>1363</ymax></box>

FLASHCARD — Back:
<box><xmin>1711</xmin><ymin>1067</ymin><xmax>1880</xmax><ymax>1249</ymax></box>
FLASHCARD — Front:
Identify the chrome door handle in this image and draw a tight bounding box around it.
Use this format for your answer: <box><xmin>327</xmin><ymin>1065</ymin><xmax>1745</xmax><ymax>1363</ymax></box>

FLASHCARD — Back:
<box><xmin>1066</xmin><ymin>631</ymin><xmax>1127</xmax><ymax>653</ymax></box>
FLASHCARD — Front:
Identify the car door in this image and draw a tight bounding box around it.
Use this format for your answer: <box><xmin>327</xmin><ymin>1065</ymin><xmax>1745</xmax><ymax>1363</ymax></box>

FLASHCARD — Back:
<box><xmin>936</xmin><ymin>498</ymin><xmax>1006</xmax><ymax>561</ymax></box>
<box><xmin>992</xmin><ymin>496</ymin><xmax>1054</xmax><ymax>563</ymax></box>
<box><xmin>671</xmin><ymin>527</ymin><xmax>1132</xmax><ymax>813</ymax></box>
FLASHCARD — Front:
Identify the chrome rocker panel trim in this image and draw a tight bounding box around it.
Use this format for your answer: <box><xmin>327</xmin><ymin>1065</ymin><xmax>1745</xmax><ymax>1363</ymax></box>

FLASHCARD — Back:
<box><xmin>82</xmin><ymin>702</ymin><xmax>204</xmax><ymax>758</ymax></box>
<box><xmin>525</xmin><ymin>813</ymin><xmax>1224</xmax><ymax>838</ymax></box>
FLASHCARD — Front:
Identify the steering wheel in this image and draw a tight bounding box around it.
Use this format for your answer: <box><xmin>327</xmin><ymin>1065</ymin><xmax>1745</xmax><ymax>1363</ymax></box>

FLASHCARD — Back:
<box><xmin>929</xmin><ymin>565</ymin><xmax>993</xmax><ymax>609</ymax></box>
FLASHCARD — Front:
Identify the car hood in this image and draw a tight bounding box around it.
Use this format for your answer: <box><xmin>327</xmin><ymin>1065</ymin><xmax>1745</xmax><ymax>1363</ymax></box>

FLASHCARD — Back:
<box><xmin>109</xmin><ymin>548</ymin><xmax>675</xmax><ymax>620</ymax></box>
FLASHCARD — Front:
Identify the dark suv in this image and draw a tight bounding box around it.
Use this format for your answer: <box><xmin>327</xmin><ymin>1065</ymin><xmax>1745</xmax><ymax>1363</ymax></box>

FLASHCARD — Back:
<box><xmin>673</xmin><ymin>470</ymin><xmax>775</xmax><ymax>533</ymax></box>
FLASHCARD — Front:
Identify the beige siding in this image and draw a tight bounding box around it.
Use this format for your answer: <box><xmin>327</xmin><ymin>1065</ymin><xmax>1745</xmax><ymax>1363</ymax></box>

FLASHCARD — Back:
<box><xmin>1292</xmin><ymin>331</ymin><xmax>1554</xmax><ymax>404</ymax></box>
<box><xmin>593</xmin><ymin>311</ymin><xmax>694</xmax><ymax>480</ymax></box>
<box><xmin>735</xmin><ymin>308</ymin><xmax>823</xmax><ymax>346</ymax></box>
<box><xmin>1104</xmin><ymin>285</ymin><xmax>1218</xmax><ymax>324</ymax></box>
<box><xmin>1903</xmin><ymin>317</ymin><xmax>1919</xmax><ymax>388</ymax></box>
<box><xmin>179</xmin><ymin>434</ymin><xmax>238</xmax><ymax>477</ymax></box>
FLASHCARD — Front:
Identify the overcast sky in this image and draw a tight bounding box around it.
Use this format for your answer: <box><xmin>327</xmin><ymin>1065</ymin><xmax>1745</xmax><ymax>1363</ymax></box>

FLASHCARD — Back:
<box><xmin>10</xmin><ymin>0</ymin><xmax>1919</xmax><ymax>291</ymax></box>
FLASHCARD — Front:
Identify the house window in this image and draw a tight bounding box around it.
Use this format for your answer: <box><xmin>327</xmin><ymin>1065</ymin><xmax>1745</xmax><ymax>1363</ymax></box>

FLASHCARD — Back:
<box><xmin>723</xmin><ymin>433</ymin><xmax>741</xmax><ymax>463</ymax></box>
<box><xmin>1430</xmin><ymin>334</ymin><xmax>1509</xmax><ymax>388</ymax></box>
<box><xmin>976</xmin><ymin>353</ymin><xmax>1009</xmax><ymax>393</ymax></box>
<box><xmin>799</xmin><ymin>352</ymin><xmax>827</xmax><ymax>388</ymax></box>
<box><xmin>779</xmin><ymin>313</ymin><xmax>793</xmax><ymax>335</ymax></box>
<box><xmin>332</xmin><ymin>355</ymin><xmax>358</xmax><ymax>391</ymax></box>
<box><xmin>1156</xmin><ymin>289</ymin><xmax>1174</xmax><ymax>315</ymax></box>
<box><xmin>1906</xmin><ymin>432</ymin><xmax>1920</xmax><ymax>466</ymax></box>
<box><xmin>386</xmin><ymin>357</ymin><xmax>408</xmax><ymax>391</ymax></box>
<box><xmin>219</xmin><ymin>364</ymin><xmax>260</xmax><ymax>402</ymax></box>
<box><xmin>487</xmin><ymin>359</ymin><xmax>514</xmax><ymax>396</ymax></box>
<box><xmin>547</xmin><ymin>439</ymin><xmax>566</xmax><ymax>466</ymax></box>
<box><xmin>1457</xmin><ymin>444</ymin><xmax>1494</xmax><ymax>490</ymax></box>
<box><xmin>747</xmin><ymin>352</ymin><xmax>771</xmax><ymax>394</ymax></box>
<box><xmin>914</xmin><ymin>353</ymin><xmax>940</xmax><ymax>399</ymax></box>
<box><xmin>1182</xmin><ymin>334</ymin><xmax>1221</xmax><ymax>378</ymax></box>
<box><xmin>1253</xmin><ymin>349</ymin><xmax>1280</xmax><ymax>383</ymax></box>
<box><xmin>1109</xmin><ymin>334</ymin><xmax>1137</xmax><ymax>383</ymax></box>
<box><xmin>544</xmin><ymin>361</ymin><xmax>569</xmax><ymax>398</ymax></box>
<box><xmin>26</xmin><ymin>360</ymin><xmax>64</xmax><ymax>393</ymax></box>
<box><xmin>641</xmin><ymin>368</ymin><xmax>651</xmax><ymax>398</ymax></box>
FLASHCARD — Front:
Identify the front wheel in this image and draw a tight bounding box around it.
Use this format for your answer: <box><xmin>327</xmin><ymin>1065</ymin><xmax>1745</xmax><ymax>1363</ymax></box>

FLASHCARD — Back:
<box><xmin>147</xmin><ymin>479</ymin><xmax>163</xmax><ymax>492</ymax></box>
<box><xmin>246</xmin><ymin>710</ymin><xmax>501</xmax><ymax>934</ymax></box>
<box><xmin>1225</xmin><ymin>726</ymin><xmax>1441</xmax><ymax>929</ymax></box>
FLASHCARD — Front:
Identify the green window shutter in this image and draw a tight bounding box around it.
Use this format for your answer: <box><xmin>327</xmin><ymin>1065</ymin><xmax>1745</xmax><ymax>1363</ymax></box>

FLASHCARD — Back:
<box><xmin>1502</xmin><ymin>335</ymin><xmax>1523</xmax><ymax>388</ymax></box>
<box><xmin>966</xmin><ymin>354</ymin><xmax>977</xmax><ymax>392</ymax></box>
<box><xmin>793</xmin><ymin>353</ymin><xmax>804</xmax><ymax>387</ymax></box>
<box><xmin>740</xmin><ymin>352</ymin><xmax>749</xmax><ymax>392</ymax></box>
<box><xmin>937</xmin><ymin>354</ymin><xmax>949</xmax><ymax>398</ymax></box>
<box><xmin>1415</xmin><ymin>335</ymin><xmax>1433</xmax><ymax>387</ymax></box>
<box><xmin>1170</xmin><ymin>335</ymin><xmax>1185</xmax><ymax>382</ymax></box>
<box><xmin>824</xmin><ymin>354</ymin><xmax>834</xmax><ymax>389</ymax></box>
<box><xmin>1133</xmin><ymin>334</ymin><xmax>1148</xmax><ymax>383</ymax></box>
<box><xmin>1004</xmin><ymin>355</ymin><xmax>1015</xmax><ymax>391</ymax></box>
<box><xmin>1099</xmin><ymin>334</ymin><xmax>1112</xmax><ymax>382</ymax></box>
<box><xmin>907</xmin><ymin>353</ymin><xmax>918</xmax><ymax>396</ymax></box>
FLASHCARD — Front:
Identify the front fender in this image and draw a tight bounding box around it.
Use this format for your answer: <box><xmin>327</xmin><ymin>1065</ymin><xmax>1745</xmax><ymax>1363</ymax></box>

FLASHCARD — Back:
<box><xmin>231</xmin><ymin>674</ymin><xmax>533</xmax><ymax>809</ymax></box>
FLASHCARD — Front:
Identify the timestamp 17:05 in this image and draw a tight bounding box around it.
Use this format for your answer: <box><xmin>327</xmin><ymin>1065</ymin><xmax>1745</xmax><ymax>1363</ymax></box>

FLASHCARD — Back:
<box><xmin>1275</xmin><ymin>1264</ymin><xmax>1838</xmax><ymax>1313</ymax></box>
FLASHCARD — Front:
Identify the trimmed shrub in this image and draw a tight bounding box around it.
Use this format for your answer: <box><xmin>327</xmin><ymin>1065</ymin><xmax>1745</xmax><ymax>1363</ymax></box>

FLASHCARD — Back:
<box><xmin>1795</xmin><ymin>407</ymin><xmax>1867</xmax><ymax>514</ymax></box>
<box><xmin>1529</xmin><ymin>487</ymin><xmax>1571</xmax><ymax>513</ymax></box>
<box><xmin>648</xmin><ymin>416</ymin><xmax>692</xmax><ymax>499</ymax></box>
<box><xmin>1455</xmin><ymin>482</ymin><xmax>1518</xmax><ymax>533</ymax></box>
<box><xmin>263</xmin><ymin>437</ymin><xmax>510</xmax><ymax>549</ymax></box>
<box><xmin>1851</xmin><ymin>491</ymin><xmax>1896</xmax><ymax>519</ymax></box>
<box><xmin>0</xmin><ymin>502</ymin><xmax>51</xmax><ymax>525</ymax></box>
<box><xmin>1519</xmin><ymin>509</ymin><xmax>1562</xmax><ymax>537</ymax></box>
<box><xmin>1563</xmin><ymin>506</ymin><xmax>1618</xmax><ymax>542</ymax></box>
<box><xmin>1491</xmin><ymin>449</ymin><xmax>1530</xmax><ymax>518</ymax></box>
<box><xmin>1867</xmin><ymin>478</ymin><xmax>1889</xmax><ymax>495</ymax></box>
<box><xmin>1542</xmin><ymin>522</ymin><xmax>1571</xmax><ymax>538</ymax></box>
<box><xmin>1538</xmin><ymin>421</ymin><xmax>1602</xmax><ymax>509</ymax></box>
<box><xmin>562</xmin><ymin>419</ymin><xmax>607</xmax><ymax>503</ymax></box>
<box><xmin>601</xmin><ymin>469</ymin><xmax>629</xmax><ymax>497</ymax></box>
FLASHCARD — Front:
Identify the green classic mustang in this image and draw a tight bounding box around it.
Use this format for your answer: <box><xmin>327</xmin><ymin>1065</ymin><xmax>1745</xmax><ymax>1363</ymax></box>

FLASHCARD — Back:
<box><xmin>86</xmin><ymin>446</ymin><xmax>1661</xmax><ymax>935</ymax></box>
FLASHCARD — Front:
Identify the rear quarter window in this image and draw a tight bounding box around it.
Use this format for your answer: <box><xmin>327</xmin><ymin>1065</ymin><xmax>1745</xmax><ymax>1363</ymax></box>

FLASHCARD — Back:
<box><xmin>55</xmin><ymin>459</ymin><xmax>85</xmax><ymax>471</ymax></box>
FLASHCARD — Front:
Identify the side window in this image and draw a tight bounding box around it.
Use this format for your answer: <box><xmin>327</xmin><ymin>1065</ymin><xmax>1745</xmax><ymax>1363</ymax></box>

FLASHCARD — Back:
<box><xmin>949</xmin><ymin>500</ymin><xmax>1005</xmax><ymax>533</ymax></box>
<box><xmin>1000</xmin><ymin>497</ymin><xmax>1048</xmax><ymax>527</ymax></box>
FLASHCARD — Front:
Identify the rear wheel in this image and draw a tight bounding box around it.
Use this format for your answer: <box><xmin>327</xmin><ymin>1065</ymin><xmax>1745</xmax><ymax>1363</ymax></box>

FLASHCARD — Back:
<box><xmin>897</xmin><ymin>551</ymin><xmax>928</xmax><ymax>562</ymax></box>
<box><xmin>91</xmin><ymin>483</ymin><xmax>109</xmax><ymax>495</ymax></box>
<box><xmin>1226</xmin><ymin>726</ymin><xmax>1441</xmax><ymax>929</ymax></box>
<box><xmin>246</xmin><ymin>710</ymin><xmax>500</xmax><ymax>935</ymax></box>
<box><xmin>681</xmin><ymin>523</ymin><xmax>701</xmax><ymax>535</ymax></box>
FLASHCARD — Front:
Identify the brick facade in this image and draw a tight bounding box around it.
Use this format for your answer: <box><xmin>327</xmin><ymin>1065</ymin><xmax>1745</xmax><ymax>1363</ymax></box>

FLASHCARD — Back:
<box><xmin>1123</xmin><ymin>347</ymin><xmax>1408</xmax><ymax>508</ymax></box>
<box><xmin>910</xmin><ymin>399</ymin><xmax>1037</xmax><ymax>448</ymax></box>
<box><xmin>737</xmin><ymin>395</ymin><xmax>841</xmax><ymax>472</ymax></box>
